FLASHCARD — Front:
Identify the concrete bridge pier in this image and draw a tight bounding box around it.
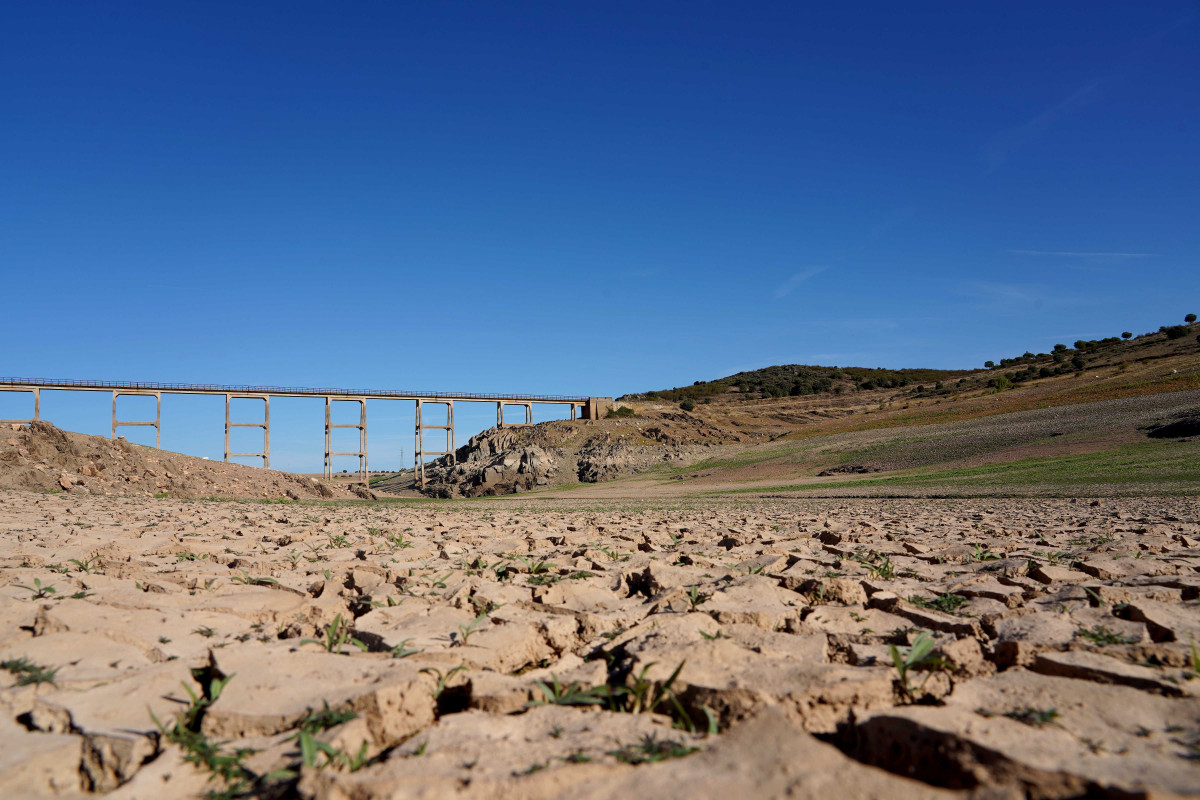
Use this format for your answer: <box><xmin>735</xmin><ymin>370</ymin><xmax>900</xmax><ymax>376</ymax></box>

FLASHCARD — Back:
<box><xmin>415</xmin><ymin>399</ymin><xmax>455</xmax><ymax>488</ymax></box>
<box><xmin>112</xmin><ymin>390</ymin><xmax>161</xmax><ymax>449</ymax></box>
<box><xmin>497</xmin><ymin>401</ymin><xmax>533</xmax><ymax>428</ymax></box>
<box><xmin>224</xmin><ymin>394</ymin><xmax>269</xmax><ymax>468</ymax></box>
<box><xmin>324</xmin><ymin>397</ymin><xmax>368</xmax><ymax>485</ymax></box>
<box><xmin>0</xmin><ymin>388</ymin><xmax>40</xmax><ymax>425</ymax></box>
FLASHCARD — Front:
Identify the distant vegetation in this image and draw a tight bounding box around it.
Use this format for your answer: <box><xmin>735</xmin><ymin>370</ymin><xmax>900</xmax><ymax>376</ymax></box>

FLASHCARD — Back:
<box><xmin>629</xmin><ymin>363</ymin><xmax>972</xmax><ymax>402</ymax></box>
<box><xmin>624</xmin><ymin>314</ymin><xmax>1197</xmax><ymax>403</ymax></box>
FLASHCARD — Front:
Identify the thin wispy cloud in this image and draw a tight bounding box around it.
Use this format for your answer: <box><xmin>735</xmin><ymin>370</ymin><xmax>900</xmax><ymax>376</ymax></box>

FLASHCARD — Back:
<box><xmin>1011</xmin><ymin>250</ymin><xmax>1156</xmax><ymax>259</ymax></box>
<box><xmin>984</xmin><ymin>79</ymin><xmax>1103</xmax><ymax>172</ymax></box>
<box><xmin>961</xmin><ymin>281</ymin><xmax>1096</xmax><ymax>310</ymax></box>
<box><xmin>772</xmin><ymin>266</ymin><xmax>826</xmax><ymax>300</ymax></box>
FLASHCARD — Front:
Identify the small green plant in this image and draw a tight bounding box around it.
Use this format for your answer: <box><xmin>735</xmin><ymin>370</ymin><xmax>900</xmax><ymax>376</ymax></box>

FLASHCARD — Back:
<box><xmin>420</xmin><ymin>665</ymin><xmax>469</xmax><ymax>699</ymax></box>
<box><xmin>529</xmin><ymin>675</ymin><xmax>611</xmax><ymax>707</ymax></box>
<box><xmin>151</xmin><ymin>671</ymin><xmax>255</xmax><ymax>796</ymax></box>
<box><xmin>153</xmin><ymin>492</ymin><xmax>169</xmax><ymax>499</ymax></box>
<box><xmin>468</xmin><ymin>596</ymin><xmax>501</xmax><ymax>616</ymax></box>
<box><xmin>514</xmin><ymin>556</ymin><xmax>557</xmax><ymax>575</ymax></box>
<box><xmin>1076</xmin><ymin>625</ymin><xmax>1137</xmax><ymax>646</ymax></box>
<box><xmin>193</xmin><ymin>626</ymin><xmax>216</xmax><ymax>638</ymax></box>
<box><xmin>15</xmin><ymin>578</ymin><xmax>56</xmax><ymax>599</ymax></box>
<box><xmin>686</xmin><ymin>585</ymin><xmax>710</xmax><ymax>611</ymax></box>
<box><xmin>387</xmin><ymin>532</ymin><xmax>414</xmax><ymax>550</ymax></box>
<box><xmin>907</xmin><ymin>593</ymin><xmax>968</xmax><ymax>615</ymax></box>
<box><xmin>1003</xmin><ymin>707</ymin><xmax>1060</xmax><ymax>727</ymax></box>
<box><xmin>68</xmin><ymin>556</ymin><xmax>102</xmax><ymax>574</ymax></box>
<box><xmin>286</xmin><ymin>701</ymin><xmax>368</xmax><ymax>771</ymax></box>
<box><xmin>456</xmin><ymin>613</ymin><xmax>488</xmax><ymax>646</ymax></box>
<box><xmin>1</xmin><ymin>656</ymin><xmax>59</xmax><ymax>687</ymax></box>
<box><xmin>609</xmin><ymin>734</ymin><xmax>697</xmax><ymax>764</ymax></box>
<box><xmin>617</xmin><ymin>661</ymin><xmax>688</xmax><ymax>718</ymax></box>
<box><xmin>888</xmin><ymin>632</ymin><xmax>945</xmax><ymax>698</ymax></box>
<box><xmin>969</xmin><ymin>544</ymin><xmax>1003</xmax><ymax>562</ymax></box>
<box><xmin>390</xmin><ymin>639</ymin><xmax>420</xmax><ymax>659</ymax></box>
<box><xmin>327</xmin><ymin>533</ymin><xmax>351</xmax><ymax>548</ymax></box>
<box><xmin>595</xmin><ymin>544</ymin><xmax>620</xmax><ymax>561</ymax></box>
<box><xmin>852</xmin><ymin>551</ymin><xmax>895</xmax><ymax>579</ymax></box>
<box><xmin>230</xmin><ymin>570</ymin><xmax>279</xmax><ymax>586</ymax></box>
<box><xmin>301</xmin><ymin>615</ymin><xmax>367</xmax><ymax>654</ymax></box>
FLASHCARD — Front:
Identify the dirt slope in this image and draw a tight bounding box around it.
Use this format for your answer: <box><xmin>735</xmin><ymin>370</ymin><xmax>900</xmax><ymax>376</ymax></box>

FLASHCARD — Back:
<box><xmin>0</xmin><ymin>421</ymin><xmax>354</xmax><ymax>500</ymax></box>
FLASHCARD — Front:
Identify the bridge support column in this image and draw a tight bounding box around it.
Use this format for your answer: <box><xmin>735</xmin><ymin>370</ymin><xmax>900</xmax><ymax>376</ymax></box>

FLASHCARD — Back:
<box><xmin>496</xmin><ymin>402</ymin><xmax>533</xmax><ymax>428</ymax></box>
<box><xmin>224</xmin><ymin>394</ymin><xmax>269</xmax><ymax>468</ymax></box>
<box><xmin>111</xmin><ymin>391</ymin><xmax>161</xmax><ymax>448</ymax></box>
<box><xmin>415</xmin><ymin>400</ymin><xmax>454</xmax><ymax>489</ymax></box>
<box><xmin>324</xmin><ymin>397</ymin><xmax>368</xmax><ymax>485</ymax></box>
<box><xmin>0</xmin><ymin>388</ymin><xmax>39</xmax><ymax>425</ymax></box>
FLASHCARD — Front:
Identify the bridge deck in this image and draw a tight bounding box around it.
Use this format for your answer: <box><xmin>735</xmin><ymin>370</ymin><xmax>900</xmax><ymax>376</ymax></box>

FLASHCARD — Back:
<box><xmin>0</xmin><ymin>377</ymin><xmax>587</xmax><ymax>404</ymax></box>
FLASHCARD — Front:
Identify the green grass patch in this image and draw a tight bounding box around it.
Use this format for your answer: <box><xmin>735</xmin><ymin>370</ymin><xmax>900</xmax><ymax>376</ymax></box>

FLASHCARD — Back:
<box><xmin>711</xmin><ymin>440</ymin><xmax>1200</xmax><ymax>496</ymax></box>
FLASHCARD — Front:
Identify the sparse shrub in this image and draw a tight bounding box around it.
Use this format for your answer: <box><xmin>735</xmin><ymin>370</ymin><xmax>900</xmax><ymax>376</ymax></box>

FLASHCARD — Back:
<box><xmin>679</xmin><ymin>399</ymin><xmax>695</xmax><ymax>412</ymax></box>
<box><xmin>606</xmin><ymin>406</ymin><xmax>637</xmax><ymax>419</ymax></box>
<box><xmin>989</xmin><ymin>375</ymin><xmax>1011</xmax><ymax>392</ymax></box>
<box><xmin>1162</xmin><ymin>325</ymin><xmax>1189</xmax><ymax>340</ymax></box>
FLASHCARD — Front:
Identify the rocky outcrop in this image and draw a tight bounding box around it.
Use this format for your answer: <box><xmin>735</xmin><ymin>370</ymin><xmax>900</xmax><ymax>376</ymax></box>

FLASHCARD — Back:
<box><xmin>419</xmin><ymin>428</ymin><xmax>561</xmax><ymax>498</ymax></box>
<box><xmin>418</xmin><ymin>422</ymin><xmax>712</xmax><ymax>497</ymax></box>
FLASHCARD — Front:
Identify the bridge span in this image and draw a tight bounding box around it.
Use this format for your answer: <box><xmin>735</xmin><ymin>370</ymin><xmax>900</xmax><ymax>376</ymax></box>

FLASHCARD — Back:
<box><xmin>0</xmin><ymin>378</ymin><xmax>612</xmax><ymax>487</ymax></box>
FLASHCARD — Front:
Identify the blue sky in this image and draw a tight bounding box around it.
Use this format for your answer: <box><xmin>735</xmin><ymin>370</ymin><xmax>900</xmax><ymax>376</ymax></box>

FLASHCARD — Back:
<box><xmin>2</xmin><ymin>2</ymin><xmax>1197</xmax><ymax>470</ymax></box>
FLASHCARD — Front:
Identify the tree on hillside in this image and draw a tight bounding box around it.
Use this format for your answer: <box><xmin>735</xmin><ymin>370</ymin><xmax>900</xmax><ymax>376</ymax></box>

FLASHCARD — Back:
<box><xmin>984</xmin><ymin>361</ymin><xmax>995</xmax><ymax>369</ymax></box>
<box><xmin>1187</xmin><ymin>313</ymin><xmax>1197</xmax><ymax>323</ymax></box>
<box><xmin>1122</xmin><ymin>331</ymin><xmax>1132</xmax><ymax>339</ymax></box>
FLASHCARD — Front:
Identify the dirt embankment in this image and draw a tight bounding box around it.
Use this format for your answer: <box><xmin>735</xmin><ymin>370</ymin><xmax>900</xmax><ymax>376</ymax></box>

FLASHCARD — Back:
<box><xmin>0</xmin><ymin>421</ymin><xmax>354</xmax><ymax>500</ymax></box>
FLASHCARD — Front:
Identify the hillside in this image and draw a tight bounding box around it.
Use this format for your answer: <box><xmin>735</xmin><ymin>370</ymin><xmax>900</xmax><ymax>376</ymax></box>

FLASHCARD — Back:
<box><xmin>400</xmin><ymin>316</ymin><xmax>1200</xmax><ymax>498</ymax></box>
<box><xmin>626</xmin><ymin>319</ymin><xmax>1198</xmax><ymax>402</ymax></box>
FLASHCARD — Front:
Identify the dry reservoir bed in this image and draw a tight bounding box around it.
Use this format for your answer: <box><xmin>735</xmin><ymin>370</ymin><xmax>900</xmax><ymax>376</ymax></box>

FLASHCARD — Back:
<box><xmin>2</xmin><ymin>491</ymin><xmax>1200</xmax><ymax>799</ymax></box>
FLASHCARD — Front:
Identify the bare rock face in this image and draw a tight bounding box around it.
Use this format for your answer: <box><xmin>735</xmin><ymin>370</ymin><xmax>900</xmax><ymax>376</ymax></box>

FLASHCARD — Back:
<box><xmin>417</xmin><ymin>421</ymin><xmax>707</xmax><ymax>497</ymax></box>
<box><xmin>420</xmin><ymin>428</ymin><xmax>561</xmax><ymax>497</ymax></box>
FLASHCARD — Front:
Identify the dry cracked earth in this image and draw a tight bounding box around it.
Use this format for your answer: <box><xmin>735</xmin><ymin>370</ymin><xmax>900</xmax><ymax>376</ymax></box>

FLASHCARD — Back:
<box><xmin>3</xmin><ymin>492</ymin><xmax>1200</xmax><ymax>799</ymax></box>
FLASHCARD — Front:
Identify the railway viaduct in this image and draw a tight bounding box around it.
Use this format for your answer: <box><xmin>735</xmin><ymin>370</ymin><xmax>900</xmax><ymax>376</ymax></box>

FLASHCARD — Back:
<box><xmin>0</xmin><ymin>378</ymin><xmax>612</xmax><ymax>487</ymax></box>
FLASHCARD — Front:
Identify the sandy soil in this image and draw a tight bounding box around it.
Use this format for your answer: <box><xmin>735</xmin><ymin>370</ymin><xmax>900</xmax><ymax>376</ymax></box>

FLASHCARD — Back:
<box><xmin>3</xmin><ymin>490</ymin><xmax>1200</xmax><ymax>798</ymax></box>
